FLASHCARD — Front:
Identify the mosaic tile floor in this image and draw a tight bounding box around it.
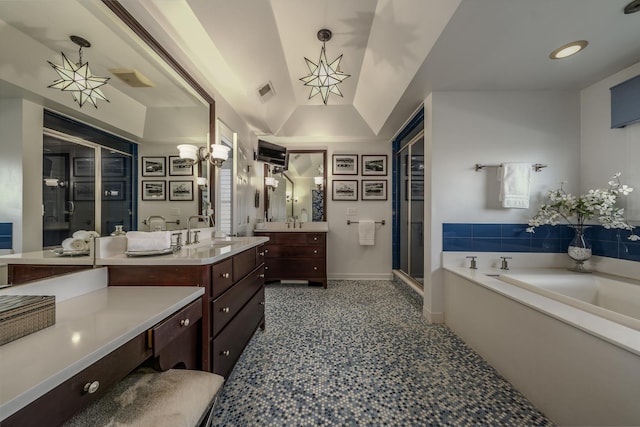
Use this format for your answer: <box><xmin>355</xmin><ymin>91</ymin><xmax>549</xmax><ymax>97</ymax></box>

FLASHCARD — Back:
<box><xmin>211</xmin><ymin>280</ymin><xmax>554</xmax><ymax>426</ymax></box>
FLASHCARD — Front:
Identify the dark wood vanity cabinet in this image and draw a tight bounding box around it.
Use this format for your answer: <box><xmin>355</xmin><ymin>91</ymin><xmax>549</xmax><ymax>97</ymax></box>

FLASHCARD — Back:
<box><xmin>255</xmin><ymin>231</ymin><xmax>327</xmax><ymax>288</ymax></box>
<box><xmin>107</xmin><ymin>244</ymin><xmax>265</xmax><ymax>377</ymax></box>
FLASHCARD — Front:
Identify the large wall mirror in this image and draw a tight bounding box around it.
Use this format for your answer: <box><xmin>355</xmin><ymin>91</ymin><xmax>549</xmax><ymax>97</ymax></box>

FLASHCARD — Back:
<box><xmin>264</xmin><ymin>150</ymin><xmax>326</xmax><ymax>222</ymax></box>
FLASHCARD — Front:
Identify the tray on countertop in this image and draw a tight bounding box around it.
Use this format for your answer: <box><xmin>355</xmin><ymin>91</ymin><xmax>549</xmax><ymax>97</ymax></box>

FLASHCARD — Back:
<box><xmin>51</xmin><ymin>248</ymin><xmax>90</xmax><ymax>257</ymax></box>
<box><xmin>125</xmin><ymin>247</ymin><xmax>174</xmax><ymax>257</ymax></box>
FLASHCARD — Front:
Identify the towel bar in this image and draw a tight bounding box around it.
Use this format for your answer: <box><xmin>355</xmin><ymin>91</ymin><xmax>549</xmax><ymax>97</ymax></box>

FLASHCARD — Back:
<box><xmin>347</xmin><ymin>220</ymin><xmax>386</xmax><ymax>225</ymax></box>
<box><xmin>475</xmin><ymin>163</ymin><xmax>547</xmax><ymax>172</ymax></box>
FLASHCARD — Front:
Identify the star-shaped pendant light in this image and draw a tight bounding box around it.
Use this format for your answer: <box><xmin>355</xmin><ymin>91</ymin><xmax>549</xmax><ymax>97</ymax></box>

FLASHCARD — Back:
<box><xmin>47</xmin><ymin>35</ymin><xmax>109</xmax><ymax>108</ymax></box>
<box><xmin>299</xmin><ymin>29</ymin><xmax>350</xmax><ymax>105</ymax></box>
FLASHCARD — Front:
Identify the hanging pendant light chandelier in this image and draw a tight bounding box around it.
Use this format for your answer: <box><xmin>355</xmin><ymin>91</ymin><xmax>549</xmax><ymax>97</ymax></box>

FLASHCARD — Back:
<box><xmin>299</xmin><ymin>29</ymin><xmax>350</xmax><ymax>105</ymax></box>
<box><xmin>47</xmin><ymin>35</ymin><xmax>110</xmax><ymax>108</ymax></box>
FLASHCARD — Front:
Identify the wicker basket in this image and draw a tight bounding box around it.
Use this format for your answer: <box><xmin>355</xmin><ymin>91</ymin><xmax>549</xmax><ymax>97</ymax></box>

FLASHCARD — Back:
<box><xmin>0</xmin><ymin>295</ymin><xmax>56</xmax><ymax>346</ymax></box>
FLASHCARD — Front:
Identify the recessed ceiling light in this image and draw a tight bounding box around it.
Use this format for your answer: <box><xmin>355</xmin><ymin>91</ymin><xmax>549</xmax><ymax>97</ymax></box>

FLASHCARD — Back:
<box><xmin>549</xmin><ymin>40</ymin><xmax>588</xmax><ymax>59</ymax></box>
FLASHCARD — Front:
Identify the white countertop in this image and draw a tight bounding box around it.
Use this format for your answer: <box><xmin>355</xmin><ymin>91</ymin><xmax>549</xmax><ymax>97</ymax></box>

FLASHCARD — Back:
<box><xmin>95</xmin><ymin>236</ymin><xmax>269</xmax><ymax>266</ymax></box>
<box><xmin>0</xmin><ymin>249</ymin><xmax>94</xmax><ymax>265</ymax></box>
<box><xmin>0</xmin><ymin>285</ymin><xmax>204</xmax><ymax>420</ymax></box>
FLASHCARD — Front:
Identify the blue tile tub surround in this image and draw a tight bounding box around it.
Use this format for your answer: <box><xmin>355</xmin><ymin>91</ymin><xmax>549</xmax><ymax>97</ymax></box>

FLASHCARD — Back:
<box><xmin>212</xmin><ymin>280</ymin><xmax>552</xmax><ymax>426</ymax></box>
<box><xmin>0</xmin><ymin>223</ymin><xmax>12</xmax><ymax>250</ymax></box>
<box><xmin>443</xmin><ymin>223</ymin><xmax>640</xmax><ymax>261</ymax></box>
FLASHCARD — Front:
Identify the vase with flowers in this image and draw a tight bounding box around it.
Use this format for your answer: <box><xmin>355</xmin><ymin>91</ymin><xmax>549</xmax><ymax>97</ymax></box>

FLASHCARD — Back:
<box><xmin>526</xmin><ymin>173</ymin><xmax>638</xmax><ymax>272</ymax></box>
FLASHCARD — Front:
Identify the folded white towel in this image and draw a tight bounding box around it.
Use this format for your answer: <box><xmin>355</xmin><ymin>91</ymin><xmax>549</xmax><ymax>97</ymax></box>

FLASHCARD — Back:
<box><xmin>62</xmin><ymin>238</ymin><xmax>89</xmax><ymax>252</ymax></box>
<box><xmin>358</xmin><ymin>220</ymin><xmax>376</xmax><ymax>246</ymax></box>
<box><xmin>498</xmin><ymin>163</ymin><xmax>532</xmax><ymax>209</ymax></box>
<box><xmin>72</xmin><ymin>230</ymin><xmax>100</xmax><ymax>240</ymax></box>
<box><xmin>126</xmin><ymin>231</ymin><xmax>172</xmax><ymax>252</ymax></box>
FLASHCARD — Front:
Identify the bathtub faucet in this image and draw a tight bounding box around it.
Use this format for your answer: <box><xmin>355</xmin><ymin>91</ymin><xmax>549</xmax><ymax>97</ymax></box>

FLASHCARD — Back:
<box><xmin>500</xmin><ymin>256</ymin><xmax>512</xmax><ymax>270</ymax></box>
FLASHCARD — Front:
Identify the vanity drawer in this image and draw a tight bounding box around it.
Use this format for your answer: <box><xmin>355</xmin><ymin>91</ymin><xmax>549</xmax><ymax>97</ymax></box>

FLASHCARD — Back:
<box><xmin>213</xmin><ymin>286</ymin><xmax>265</xmax><ymax>377</ymax></box>
<box><xmin>2</xmin><ymin>333</ymin><xmax>150</xmax><ymax>427</ymax></box>
<box><xmin>151</xmin><ymin>299</ymin><xmax>202</xmax><ymax>357</ymax></box>
<box><xmin>212</xmin><ymin>265</ymin><xmax>264</xmax><ymax>337</ymax></box>
<box><xmin>233</xmin><ymin>246</ymin><xmax>258</xmax><ymax>281</ymax></box>
<box><xmin>211</xmin><ymin>258</ymin><xmax>234</xmax><ymax>298</ymax></box>
<box><xmin>264</xmin><ymin>245</ymin><xmax>324</xmax><ymax>258</ymax></box>
<box><xmin>265</xmin><ymin>258</ymin><xmax>325</xmax><ymax>280</ymax></box>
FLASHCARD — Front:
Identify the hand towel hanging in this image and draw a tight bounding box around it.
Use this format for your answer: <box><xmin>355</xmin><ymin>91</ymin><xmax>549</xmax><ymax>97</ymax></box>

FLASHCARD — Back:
<box><xmin>358</xmin><ymin>220</ymin><xmax>376</xmax><ymax>246</ymax></box>
<box><xmin>498</xmin><ymin>163</ymin><xmax>532</xmax><ymax>209</ymax></box>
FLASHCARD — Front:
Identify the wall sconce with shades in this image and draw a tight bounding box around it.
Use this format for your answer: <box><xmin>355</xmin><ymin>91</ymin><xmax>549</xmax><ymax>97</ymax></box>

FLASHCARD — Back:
<box><xmin>177</xmin><ymin>144</ymin><xmax>230</xmax><ymax>167</ymax></box>
<box><xmin>44</xmin><ymin>178</ymin><xmax>65</xmax><ymax>188</ymax></box>
<box><xmin>314</xmin><ymin>176</ymin><xmax>324</xmax><ymax>190</ymax></box>
<box><xmin>196</xmin><ymin>177</ymin><xmax>208</xmax><ymax>189</ymax></box>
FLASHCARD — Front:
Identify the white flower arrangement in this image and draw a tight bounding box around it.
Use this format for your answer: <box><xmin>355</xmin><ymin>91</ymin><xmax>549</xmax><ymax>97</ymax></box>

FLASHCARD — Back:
<box><xmin>526</xmin><ymin>173</ymin><xmax>639</xmax><ymax>241</ymax></box>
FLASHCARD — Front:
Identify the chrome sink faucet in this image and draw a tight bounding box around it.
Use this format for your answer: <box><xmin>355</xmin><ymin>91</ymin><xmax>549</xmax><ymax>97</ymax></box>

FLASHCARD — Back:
<box><xmin>500</xmin><ymin>256</ymin><xmax>512</xmax><ymax>270</ymax></box>
<box><xmin>186</xmin><ymin>215</ymin><xmax>211</xmax><ymax>245</ymax></box>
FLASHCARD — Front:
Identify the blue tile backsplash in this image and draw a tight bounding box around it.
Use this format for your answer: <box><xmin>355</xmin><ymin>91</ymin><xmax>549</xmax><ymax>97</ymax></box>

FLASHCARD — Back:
<box><xmin>443</xmin><ymin>223</ymin><xmax>640</xmax><ymax>262</ymax></box>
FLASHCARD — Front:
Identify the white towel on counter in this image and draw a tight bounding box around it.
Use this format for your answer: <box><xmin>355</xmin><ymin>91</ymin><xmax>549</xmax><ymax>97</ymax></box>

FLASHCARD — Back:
<box><xmin>498</xmin><ymin>163</ymin><xmax>532</xmax><ymax>209</ymax></box>
<box><xmin>62</xmin><ymin>238</ymin><xmax>89</xmax><ymax>252</ymax></box>
<box><xmin>72</xmin><ymin>230</ymin><xmax>100</xmax><ymax>240</ymax></box>
<box><xmin>358</xmin><ymin>220</ymin><xmax>376</xmax><ymax>246</ymax></box>
<box><xmin>126</xmin><ymin>231</ymin><xmax>172</xmax><ymax>252</ymax></box>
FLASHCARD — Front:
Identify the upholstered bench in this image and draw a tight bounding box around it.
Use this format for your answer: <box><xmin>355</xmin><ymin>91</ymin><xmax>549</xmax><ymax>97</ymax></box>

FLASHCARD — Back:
<box><xmin>64</xmin><ymin>368</ymin><xmax>224</xmax><ymax>427</ymax></box>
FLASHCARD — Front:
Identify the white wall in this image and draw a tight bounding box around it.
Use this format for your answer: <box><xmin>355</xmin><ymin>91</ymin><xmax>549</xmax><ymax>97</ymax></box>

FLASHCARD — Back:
<box><xmin>0</xmin><ymin>99</ymin><xmax>44</xmax><ymax>253</ymax></box>
<box><xmin>426</xmin><ymin>91</ymin><xmax>581</xmax><ymax>321</ymax></box>
<box><xmin>274</xmin><ymin>140</ymin><xmax>393</xmax><ymax>281</ymax></box>
<box><xmin>580</xmin><ymin>60</ymin><xmax>640</xmax><ymax>222</ymax></box>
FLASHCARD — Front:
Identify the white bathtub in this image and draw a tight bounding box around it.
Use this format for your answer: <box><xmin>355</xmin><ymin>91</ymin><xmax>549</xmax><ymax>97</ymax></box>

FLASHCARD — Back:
<box><xmin>498</xmin><ymin>269</ymin><xmax>640</xmax><ymax>332</ymax></box>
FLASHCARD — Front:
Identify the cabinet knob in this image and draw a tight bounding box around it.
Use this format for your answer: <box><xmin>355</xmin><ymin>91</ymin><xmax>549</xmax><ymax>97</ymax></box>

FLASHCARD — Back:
<box><xmin>84</xmin><ymin>381</ymin><xmax>100</xmax><ymax>394</ymax></box>
<box><xmin>259</xmin><ymin>301</ymin><xmax>265</xmax><ymax>306</ymax></box>
<box><xmin>313</xmin><ymin>250</ymin><xmax>318</xmax><ymax>254</ymax></box>
<box><xmin>264</xmin><ymin>249</ymin><xmax>269</xmax><ymax>254</ymax></box>
<box><xmin>220</xmin><ymin>272</ymin><xmax>230</xmax><ymax>279</ymax></box>
<box><xmin>313</xmin><ymin>266</ymin><xmax>318</xmax><ymax>270</ymax></box>
<box><xmin>259</xmin><ymin>252</ymin><xmax>264</xmax><ymax>256</ymax></box>
<box><xmin>313</xmin><ymin>237</ymin><xmax>318</xmax><ymax>241</ymax></box>
<box><xmin>264</xmin><ymin>266</ymin><xmax>269</xmax><ymax>270</ymax></box>
<box><xmin>221</xmin><ymin>307</ymin><xmax>230</xmax><ymax>313</ymax></box>
<box><xmin>220</xmin><ymin>350</ymin><xmax>230</xmax><ymax>357</ymax></box>
<box><xmin>258</xmin><ymin>273</ymin><xmax>265</xmax><ymax>278</ymax></box>
<box><xmin>180</xmin><ymin>318</ymin><xmax>190</xmax><ymax>327</ymax></box>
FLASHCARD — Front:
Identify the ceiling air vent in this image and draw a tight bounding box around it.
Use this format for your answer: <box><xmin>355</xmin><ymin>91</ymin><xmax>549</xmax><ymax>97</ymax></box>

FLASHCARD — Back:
<box><xmin>109</xmin><ymin>69</ymin><xmax>155</xmax><ymax>88</ymax></box>
<box><xmin>257</xmin><ymin>81</ymin><xmax>275</xmax><ymax>103</ymax></box>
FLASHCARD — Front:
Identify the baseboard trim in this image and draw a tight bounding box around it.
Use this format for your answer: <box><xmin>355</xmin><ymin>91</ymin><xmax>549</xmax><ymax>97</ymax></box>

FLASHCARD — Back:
<box><xmin>424</xmin><ymin>309</ymin><xmax>444</xmax><ymax>324</ymax></box>
<box><xmin>328</xmin><ymin>273</ymin><xmax>394</xmax><ymax>281</ymax></box>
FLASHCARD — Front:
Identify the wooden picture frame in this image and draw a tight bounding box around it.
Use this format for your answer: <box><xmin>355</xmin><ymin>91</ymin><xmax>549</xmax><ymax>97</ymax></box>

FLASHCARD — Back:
<box><xmin>332</xmin><ymin>180</ymin><xmax>358</xmax><ymax>201</ymax></box>
<box><xmin>102</xmin><ymin>181</ymin><xmax>125</xmax><ymax>201</ymax></box>
<box><xmin>332</xmin><ymin>154</ymin><xmax>358</xmax><ymax>175</ymax></box>
<box><xmin>142</xmin><ymin>180</ymin><xmax>166</xmax><ymax>200</ymax></box>
<box><xmin>73</xmin><ymin>157</ymin><xmax>94</xmax><ymax>177</ymax></box>
<box><xmin>169</xmin><ymin>180</ymin><xmax>194</xmax><ymax>201</ymax></box>
<box><xmin>141</xmin><ymin>157</ymin><xmax>166</xmax><ymax>177</ymax></box>
<box><xmin>362</xmin><ymin>155</ymin><xmax>388</xmax><ymax>176</ymax></box>
<box><xmin>169</xmin><ymin>156</ymin><xmax>194</xmax><ymax>176</ymax></box>
<box><xmin>362</xmin><ymin>180</ymin><xmax>387</xmax><ymax>201</ymax></box>
<box><xmin>102</xmin><ymin>157</ymin><xmax>125</xmax><ymax>177</ymax></box>
<box><xmin>406</xmin><ymin>180</ymin><xmax>424</xmax><ymax>201</ymax></box>
<box><xmin>73</xmin><ymin>181</ymin><xmax>94</xmax><ymax>201</ymax></box>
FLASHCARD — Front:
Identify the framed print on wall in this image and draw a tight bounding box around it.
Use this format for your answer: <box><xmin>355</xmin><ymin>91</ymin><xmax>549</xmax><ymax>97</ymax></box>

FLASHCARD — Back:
<box><xmin>361</xmin><ymin>180</ymin><xmax>387</xmax><ymax>201</ymax></box>
<box><xmin>102</xmin><ymin>181</ymin><xmax>125</xmax><ymax>201</ymax></box>
<box><xmin>332</xmin><ymin>154</ymin><xmax>358</xmax><ymax>175</ymax></box>
<box><xmin>73</xmin><ymin>181</ymin><xmax>94</xmax><ymax>201</ymax></box>
<box><xmin>73</xmin><ymin>157</ymin><xmax>94</xmax><ymax>177</ymax></box>
<box><xmin>405</xmin><ymin>180</ymin><xmax>424</xmax><ymax>201</ymax></box>
<box><xmin>362</xmin><ymin>155</ymin><xmax>388</xmax><ymax>176</ymax></box>
<box><xmin>102</xmin><ymin>157</ymin><xmax>125</xmax><ymax>177</ymax></box>
<box><xmin>332</xmin><ymin>180</ymin><xmax>358</xmax><ymax>201</ymax></box>
<box><xmin>169</xmin><ymin>156</ymin><xmax>193</xmax><ymax>176</ymax></box>
<box><xmin>169</xmin><ymin>180</ymin><xmax>194</xmax><ymax>201</ymax></box>
<box><xmin>141</xmin><ymin>156</ymin><xmax>166</xmax><ymax>177</ymax></box>
<box><xmin>141</xmin><ymin>180</ymin><xmax>166</xmax><ymax>201</ymax></box>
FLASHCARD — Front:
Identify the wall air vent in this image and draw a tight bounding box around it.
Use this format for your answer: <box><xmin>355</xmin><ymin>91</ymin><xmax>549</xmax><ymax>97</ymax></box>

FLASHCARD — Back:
<box><xmin>257</xmin><ymin>81</ymin><xmax>275</xmax><ymax>103</ymax></box>
<box><xmin>109</xmin><ymin>69</ymin><xmax>155</xmax><ymax>88</ymax></box>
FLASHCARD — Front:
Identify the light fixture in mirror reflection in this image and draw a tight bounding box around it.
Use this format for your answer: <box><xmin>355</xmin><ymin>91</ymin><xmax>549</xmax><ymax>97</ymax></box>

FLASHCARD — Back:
<box><xmin>265</xmin><ymin>150</ymin><xmax>326</xmax><ymax>222</ymax></box>
<box><xmin>177</xmin><ymin>144</ymin><xmax>229</xmax><ymax>168</ymax></box>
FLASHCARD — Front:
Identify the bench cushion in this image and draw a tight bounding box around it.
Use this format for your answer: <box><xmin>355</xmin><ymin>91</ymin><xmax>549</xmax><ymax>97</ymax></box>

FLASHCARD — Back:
<box><xmin>64</xmin><ymin>368</ymin><xmax>224</xmax><ymax>427</ymax></box>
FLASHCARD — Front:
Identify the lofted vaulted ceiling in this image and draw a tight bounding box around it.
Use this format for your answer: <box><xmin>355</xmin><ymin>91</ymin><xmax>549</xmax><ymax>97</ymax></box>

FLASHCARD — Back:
<box><xmin>1</xmin><ymin>0</ymin><xmax>640</xmax><ymax>144</ymax></box>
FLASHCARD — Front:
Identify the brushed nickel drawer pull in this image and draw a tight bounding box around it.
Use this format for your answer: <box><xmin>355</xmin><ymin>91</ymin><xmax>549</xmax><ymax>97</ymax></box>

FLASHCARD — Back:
<box><xmin>220</xmin><ymin>272</ymin><xmax>230</xmax><ymax>279</ymax></box>
<box><xmin>259</xmin><ymin>301</ymin><xmax>265</xmax><ymax>305</ymax></box>
<box><xmin>259</xmin><ymin>251</ymin><xmax>264</xmax><ymax>256</ymax></box>
<box><xmin>258</xmin><ymin>273</ymin><xmax>265</xmax><ymax>278</ymax></box>
<box><xmin>84</xmin><ymin>381</ymin><xmax>100</xmax><ymax>394</ymax></box>
<box><xmin>221</xmin><ymin>350</ymin><xmax>230</xmax><ymax>356</ymax></box>
<box><xmin>221</xmin><ymin>307</ymin><xmax>230</xmax><ymax>313</ymax></box>
<box><xmin>180</xmin><ymin>318</ymin><xmax>190</xmax><ymax>327</ymax></box>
